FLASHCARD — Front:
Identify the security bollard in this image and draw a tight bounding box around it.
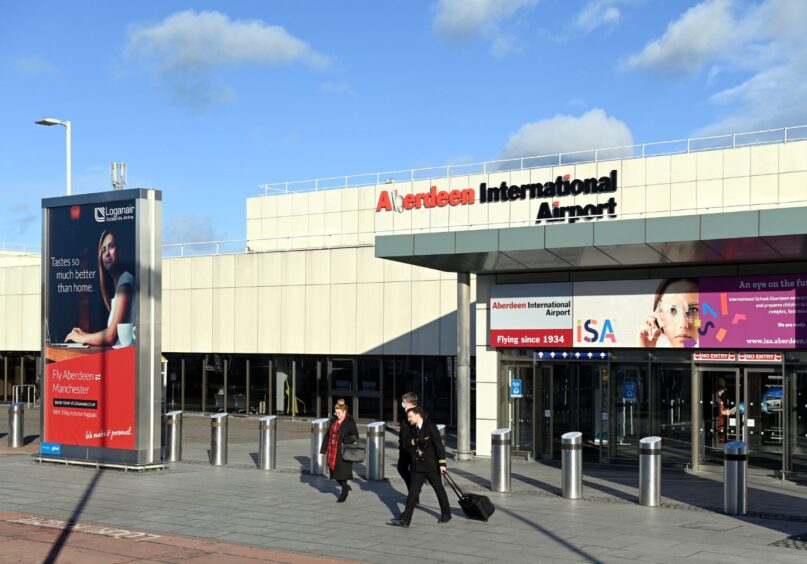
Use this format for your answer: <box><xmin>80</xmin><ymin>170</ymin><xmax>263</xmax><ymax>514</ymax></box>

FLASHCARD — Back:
<box><xmin>437</xmin><ymin>424</ymin><xmax>446</xmax><ymax>443</ymax></box>
<box><xmin>724</xmin><ymin>441</ymin><xmax>747</xmax><ymax>515</ymax></box>
<box><xmin>210</xmin><ymin>413</ymin><xmax>228</xmax><ymax>466</ymax></box>
<box><xmin>8</xmin><ymin>403</ymin><xmax>24</xmax><ymax>448</ymax></box>
<box><xmin>367</xmin><ymin>421</ymin><xmax>385</xmax><ymax>480</ymax></box>
<box><xmin>165</xmin><ymin>410</ymin><xmax>183</xmax><ymax>462</ymax></box>
<box><xmin>561</xmin><ymin>431</ymin><xmax>583</xmax><ymax>499</ymax></box>
<box><xmin>639</xmin><ymin>436</ymin><xmax>661</xmax><ymax>507</ymax></box>
<box><xmin>259</xmin><ymin>415</ymin><xmax>277</xmax><ymax>470</ymax></box>
<box><xmin>491</xmin><ymin>428</ymin><xmax>511</xmax><ymax>493</ymax></box>
<box><xmin>310</xmin><ymin>418</ymin><xmax>330</xmax><ymax>476</ymax></box>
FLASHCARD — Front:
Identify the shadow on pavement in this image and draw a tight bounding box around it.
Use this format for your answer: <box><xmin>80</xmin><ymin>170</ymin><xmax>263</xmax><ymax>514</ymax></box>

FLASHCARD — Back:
<box><xmin>44</xmin><ymin>469</ymin><xmax>104</xmax><ymax>564</ymax></box>
<box><xmin>248</xmin><ymin>452</ymin><xmax>259</xmax><ymax>468</ymax></box>
<box><xmin>23</xmin><ymin>434</ymin><xmax>40</xmax><ymax>446</ymax></box>
<box><xmin>511</xmin><ymin>472</ymin><xmax>562</xmax><ymax>497</ymax></box>
<box><xmin>355</xmin><ymin>476</ymin><xmax>405</xmax><ymax>518</ymax></box>
<box><xmin>497</xmin><ymin>506</ymin><xmax>603</xmax><ymax>564</ymax></box>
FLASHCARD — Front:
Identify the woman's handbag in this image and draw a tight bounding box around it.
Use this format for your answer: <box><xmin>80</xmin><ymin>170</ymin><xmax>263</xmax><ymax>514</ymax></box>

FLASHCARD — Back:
<box><xmin>341</xmin><ymin>440</ymin><xmax>366</xmax><ymax>462</ymax></box>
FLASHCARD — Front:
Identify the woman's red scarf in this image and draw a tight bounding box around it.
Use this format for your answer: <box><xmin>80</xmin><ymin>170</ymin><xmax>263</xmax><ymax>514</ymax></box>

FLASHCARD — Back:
<box><xmin>327</xmin><ymin>418</ymin><xmax>343</xmax><ymax>471</ymax></box>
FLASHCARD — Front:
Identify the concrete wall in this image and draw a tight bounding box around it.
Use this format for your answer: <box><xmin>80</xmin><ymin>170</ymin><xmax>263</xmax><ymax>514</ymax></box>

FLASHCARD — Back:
<box><xmin>0</xmin><ymin>247</ymin><xmax>475</xmax><ymax>358</ymax></box>
<box><xmin>246</xmin><ymin>140</ymin><xmax>807</xmax><ymax>250</ymax></box>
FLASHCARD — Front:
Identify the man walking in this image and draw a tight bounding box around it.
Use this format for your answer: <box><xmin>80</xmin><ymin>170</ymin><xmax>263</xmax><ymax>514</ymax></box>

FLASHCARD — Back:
<box><xmin>397</xmin><ymin>392</ymin><xmax>418</xmax><ymax>499</ymax></box>
<box><xmin>390</xmin><ymin>407</ymin><xmax>452</xmax><ymax>527</ymax></box>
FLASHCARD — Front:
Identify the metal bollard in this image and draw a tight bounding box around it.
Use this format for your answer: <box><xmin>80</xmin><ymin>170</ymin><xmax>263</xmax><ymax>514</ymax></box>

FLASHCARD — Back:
<box><xmin>639</xmin><ymin>436</ymin><xmax>661</xmax><ymax>507</ymax></box>
<box><xmin>165</xmin><ymin>410</ymin><xmax>183</xmax><ymax>462</ymax></box>
<box><xmin>8</xmin><ymin>403</ymin><xmax>24</xmax><ymax>448</ymax></box>
<box><xmin>367</xmin><ymin>421</ymin><xmax>385</xmax><ymax>480</ymax></box>
<box><xmin>210</xmin><ymin>413</ymin><xmax>228</xmax><ymax>466</ymax></box>
<box><xmin>491</xmin><ymin>428</ymin><xmax>511</xmax><ymax>493</ymax></box>
<box><xmin>724</xmin><ymin>440</ymin><xmax>747</xmax><ymax>515</ymax></box>
<box><xmin>310</xmin><ymin>418</ymin><xmax>330</xmax><ymax>476</ymax></box>
<box><xmin>437</xmin><ymin>424</ymin><xmax>446</xmax><ymax>443</ymax></box>
<box><xmin>259</xmin><ymin>415</ymin><xmax>277</xmax><ymax>470</ymax></box>
<box><xmin>561</xmin><ymin>431</ymin><xmax>583</xmax><ymax>499</ymax></box>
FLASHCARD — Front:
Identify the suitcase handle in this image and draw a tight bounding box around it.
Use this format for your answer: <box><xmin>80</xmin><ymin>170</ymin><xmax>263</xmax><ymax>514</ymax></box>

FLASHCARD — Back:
<box><xmin>443</xmin><ymin>471</ymin><xmax>466</xmax><ymax>499</ymax></box>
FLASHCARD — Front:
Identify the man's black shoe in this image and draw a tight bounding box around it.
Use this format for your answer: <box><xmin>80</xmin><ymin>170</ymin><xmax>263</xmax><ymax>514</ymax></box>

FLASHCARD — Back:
<box><xmin>390</xmin><ymin>518</ymin><xmax>410</xmax><ymax>528</ymax></box>
<box><xmin>437</xmin><ymin>515</ymin><xmax>452</xmax><ymax>524</ymax></box>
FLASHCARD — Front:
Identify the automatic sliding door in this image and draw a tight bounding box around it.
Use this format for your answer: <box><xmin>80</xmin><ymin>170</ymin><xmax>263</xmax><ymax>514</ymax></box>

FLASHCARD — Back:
<box><xmin>507</xmin><ymin>364</ymin><xmax>535</xmax><ymax>457</ymax></box>
<box><xmin>699</xmin><ymin>367</ymin><xmax>740</xmax><ymax>466</ymax></box>
<box><xmin>791</xmin><ymin>371</ymin><xmax>807</xmax><ymax>476</ymax></box>
<box><xmin>745</xmin><ymin>368</ymin><xmax>783</xmax><ymax>473</ymax></box>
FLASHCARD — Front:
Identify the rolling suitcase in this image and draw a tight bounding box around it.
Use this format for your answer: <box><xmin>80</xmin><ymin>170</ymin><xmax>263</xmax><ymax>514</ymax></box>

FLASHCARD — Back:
<box><xmin>444</xmin><ymin>471</ymin><xmax>495</xmax><ymax>522</ymax></box>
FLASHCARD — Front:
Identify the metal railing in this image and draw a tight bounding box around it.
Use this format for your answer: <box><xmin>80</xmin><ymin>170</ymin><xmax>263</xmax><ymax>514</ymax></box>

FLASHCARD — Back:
<box><xmin>258</xmin><ymin>125</ymin><xmax>807</xmax><ymax>196</ymax></box>
<box><xmin>0</xmin><ymin>243</ymin><xmax>41</xmax><ymax>254</ymax></box>
<box><xmin>12</xmin><ymin>384</ymin><xmax>37</xmax><ymax>408</ymax></box>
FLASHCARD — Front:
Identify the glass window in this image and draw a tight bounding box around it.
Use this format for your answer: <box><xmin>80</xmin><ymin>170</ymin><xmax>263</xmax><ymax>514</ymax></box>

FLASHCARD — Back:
<box><xmin>424</xmin><ymin>357</ymin><xmax>452</xmax><ymax>426</ymax></box>
<box><xmin>295</xmin><ymin>357</ymin><xmax>320</xmax><ymax>417</ymax></box>
<box><xmin>613</xmin><ymin>363</ymin><xmax>650</xmax><ymax>460</ymax></box>
<box><xmin>183</xmin><ymin>354</ymin><xmax>205</xmax><ymax>412</ymax></box>
<box><xmin>275</xmin><ymin>357</ymin><xmax>293</xmax><ymax>415</ymax></box>
<box><xmin>249</xmin><ymin>357</ymin><xmax>273</xmax><ymax>415</ymax></box>
<box><xmin>207</xmin><ymin>354</ymin><xmax>226</xmax><ymax>413</ymax></box>
<box><xmin>226</xmin><ymin>356</ymin><xmax>247</xmax><ymax>414</ymax></box>
<box><xmin>654</xmin><ymin>363</ymin><xmax>691</xmax><ymax>465</ymax></box>
<box><xmin>164</xmin><ymin>354</ymin><xmax>182</xmax><ymax>411</ymax></box>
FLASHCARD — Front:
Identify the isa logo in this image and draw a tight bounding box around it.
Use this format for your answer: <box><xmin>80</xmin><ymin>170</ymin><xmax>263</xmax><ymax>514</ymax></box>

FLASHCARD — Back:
<box><xmin>40</xmin><ymin>442</ymin><xmax>62</xmax><ymax>455</ymax></box>
<box><xmin>576</xmin><ymin>319</ymin><xmax>617</xmax><ymax>344</ymax></box>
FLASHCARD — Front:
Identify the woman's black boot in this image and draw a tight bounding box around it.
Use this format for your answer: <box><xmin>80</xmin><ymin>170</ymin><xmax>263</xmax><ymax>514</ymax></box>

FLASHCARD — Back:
<box><xmin>337</xmin><ymin>481</ymin><xmax>349</xmax><ymax>502</ymax></box>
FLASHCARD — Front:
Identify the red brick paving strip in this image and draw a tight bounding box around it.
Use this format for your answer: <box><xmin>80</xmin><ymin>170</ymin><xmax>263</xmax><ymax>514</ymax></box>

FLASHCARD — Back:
<box><xmin>0</xmin><ymin>511</ymin><xmax>359</xmax><ymax>563</ymax></box>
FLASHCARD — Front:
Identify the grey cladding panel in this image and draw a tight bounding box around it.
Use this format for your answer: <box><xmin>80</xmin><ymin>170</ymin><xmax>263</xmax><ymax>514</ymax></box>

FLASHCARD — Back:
<box><xmin>374</xmin><ymin>235</ymin><xmax>414</xmax><ymax>258</ymax></box>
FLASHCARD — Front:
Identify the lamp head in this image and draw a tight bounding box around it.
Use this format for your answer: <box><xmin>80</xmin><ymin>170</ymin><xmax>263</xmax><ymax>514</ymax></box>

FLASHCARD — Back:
<box><xmin>35</xmin><ymin>118</ymin><xmax>65</xmax><ymax>126</ymax></box>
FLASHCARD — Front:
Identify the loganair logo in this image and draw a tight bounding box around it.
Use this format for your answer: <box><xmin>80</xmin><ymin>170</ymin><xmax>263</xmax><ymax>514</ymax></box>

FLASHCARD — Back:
<box><xmin>94</xmin><ymin>204</ymin><xmax>135</xmax><ymax>223</ymax></box>
<box><xmin>576</xmin><ymin>319</ymin><xmax>616</xmax><ymax>344</ymax></box>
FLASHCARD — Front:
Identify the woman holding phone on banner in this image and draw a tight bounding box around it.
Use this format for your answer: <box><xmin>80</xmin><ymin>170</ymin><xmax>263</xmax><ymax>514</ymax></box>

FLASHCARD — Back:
<box><xmin>66</xmin><ymin>229</ymin><xmax>135</xmax><ymax>347</ymax></box>
<box><xmin>639</xmin><ymin>278</ymin><xmax>699</xmax><ymax>348</ymax></box>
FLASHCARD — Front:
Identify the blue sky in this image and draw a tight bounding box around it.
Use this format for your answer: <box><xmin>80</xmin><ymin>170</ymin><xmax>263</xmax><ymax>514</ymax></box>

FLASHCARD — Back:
<box><xmin>2</xmin><ymin>0</ymin><xmax>806</xmax><ymax>246</ymax></box>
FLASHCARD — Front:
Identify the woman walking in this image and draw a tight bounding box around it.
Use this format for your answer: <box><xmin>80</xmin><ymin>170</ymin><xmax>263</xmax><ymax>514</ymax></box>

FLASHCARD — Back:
<box><xmin>320</xmin><ymin>399</ymin><xmax>359</xmax><ymax>502</ymax></box>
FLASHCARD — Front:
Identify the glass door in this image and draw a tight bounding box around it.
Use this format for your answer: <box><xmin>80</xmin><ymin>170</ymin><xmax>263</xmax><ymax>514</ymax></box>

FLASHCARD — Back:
<box><xmin>539</xmin><ymin>364</ymin><xmax>606</xmax><ymax>462</ymax></box>
<box><xmin>790</xmin><ymin>370</ymin><xmax>807</xmax><ymax>476</ymax></box>
<box><xmin>744</xmin><ymin>368</ymin><xmax>783</xmax><ymax>473</ymax></box>
<box><xmin>506</xmin><ymin>363</ymin><xmax>535</xmax><ymax>458</ymax></box>
<box><xmin>698</xmin><ymin>367</ymin><xmax>741</xmax><ymax>466</ymax></box>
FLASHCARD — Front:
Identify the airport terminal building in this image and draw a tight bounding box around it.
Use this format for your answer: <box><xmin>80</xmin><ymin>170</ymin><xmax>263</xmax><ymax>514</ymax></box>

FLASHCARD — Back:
<box><xmin>2</xmin><ymin>126</ymin><xmax>807</xmax><ymax>478</ymax></box>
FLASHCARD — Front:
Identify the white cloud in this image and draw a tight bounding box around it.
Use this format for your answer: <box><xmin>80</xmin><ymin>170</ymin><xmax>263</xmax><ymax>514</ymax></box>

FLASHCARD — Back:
<box><xmin>163</xmin><ymin>213</ymin><xmax>223</xmax><ymax>244</ymax></box>
<box><xmin>625</xmin><ymin>0</ymin><xmax>739</xmax><ymax>76</ymax></box>
<box><xmin>432</xmin><ymin>0</ymin><xmax>537</xmax><ymax>56</ymax></box>
<box><xmin>433</xmin><ymin>0</ymin><xmax>537</xmax><ymax>35</ymax></box>
<box><xmin>626</xmin><ymin>0</ymin><xmax>807</xmax><ymax>133</ymax></box>
<box><xmin>499</xmin><ymin>109</ymin><xmax>633</xmax><ymax>159</ymax></box>
<box><xmin>13</xmin><ymin>56</ymin><xmax>56</xmax><ymax>75</ymax></box>
<box><xmin>575</xmin><ymin>1</ymin><xmax>622</xmax><ymax>33</ymax></box>
<box><xmin>321</xmin><ymin>81</ymin><xmax>354</xmax><ymax>95</ymax></box>
<box><xmin>124</xmin><ymin>10</ymin><xmax>330</xmax><ymax>108</ymax></box>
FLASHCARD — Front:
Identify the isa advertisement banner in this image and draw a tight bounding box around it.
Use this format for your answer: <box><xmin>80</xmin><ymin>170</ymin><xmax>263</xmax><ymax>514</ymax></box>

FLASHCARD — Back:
<box><xmin>44</xmin><ymin>201</ymin><xmax>137</xmax><ymax>449</ymax></box>
<box><xmin>491</xmin><ymin>274</ymin><xmax>807</xmax><ymax>349</ymax></box>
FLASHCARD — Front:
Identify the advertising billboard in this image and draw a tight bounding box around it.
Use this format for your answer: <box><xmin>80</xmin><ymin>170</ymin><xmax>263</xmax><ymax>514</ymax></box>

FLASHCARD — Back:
<box><xmin>41</xmin><ymin>189</ymin><xmax>161</xmax><ymax>465</ymax></box>
<box><xmin>491</xmin><ymin>273</ymin><xmax>807</xmax><ymax>350</ymax></box>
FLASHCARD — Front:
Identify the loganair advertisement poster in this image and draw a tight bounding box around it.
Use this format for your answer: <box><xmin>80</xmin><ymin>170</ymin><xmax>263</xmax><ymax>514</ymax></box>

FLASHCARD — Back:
<box><xmin>491</xmin><ymin>274</ymin><xmax>807</xmax><ymax>349</ymax></box>
<box><xmin>44</xmin><ymin>200</ymin><xmax>137</xmax><ymax>450</ymax></box>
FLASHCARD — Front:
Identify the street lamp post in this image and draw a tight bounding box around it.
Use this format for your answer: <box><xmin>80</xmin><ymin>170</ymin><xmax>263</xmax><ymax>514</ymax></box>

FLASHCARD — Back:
<box><xmin>35</xmin><ymin>117</ymin><xmax>72</xmax><ymax>196</ymax></box>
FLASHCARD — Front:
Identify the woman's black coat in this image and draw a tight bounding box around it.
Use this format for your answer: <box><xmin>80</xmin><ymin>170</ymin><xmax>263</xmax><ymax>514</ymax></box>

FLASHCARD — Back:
<box><xmin>319</xmin><ymin>415</ymin><xmax>359</xmax><ymax>481</ymax></box>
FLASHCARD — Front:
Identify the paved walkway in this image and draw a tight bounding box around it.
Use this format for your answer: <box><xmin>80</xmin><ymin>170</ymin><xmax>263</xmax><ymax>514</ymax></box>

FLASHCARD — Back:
<box><xmin>2</xmin><ymin>409</ymin><xmax>807</xmax><ymax>563</ymax></box>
